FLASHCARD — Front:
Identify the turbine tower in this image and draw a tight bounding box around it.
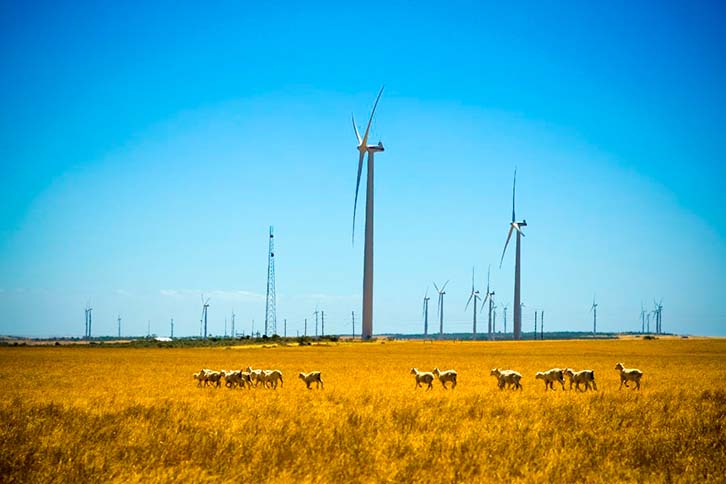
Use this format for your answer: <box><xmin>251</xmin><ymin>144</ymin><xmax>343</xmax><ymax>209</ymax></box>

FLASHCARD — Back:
<box><xmin>352</xmin><ymin>87</ymin><xmax>385</xmax><ymax>340</ymax></box>
<box><xmin>640</xmin><ymin>303</ymin><xmax>646</xmax><ymax>333</ymax></box>
<box><xmin>654</xmin><ymin>299</ymin><xmax>663</xmax><ymax>334</ymax></box>
<box><xmin>590</xmin><ymin>296</ymin><xmax>598</xmax><ymax>335</ymax></box>
<box><xmin>264</xmin><ymin>226</ymin><xmax>277</xmax><ymax>336</ymax></box>
<box><xmin>422</xmin><ymin>289</ymin><xmax>430</xmax><ymax>337</ymax></box>
<box><xmin>480</xmin><ymin>266</ymin><xmax>495</xmax><ymax>340</ymax></box>
<box><xmin>201</xmin><ymin>295</ymin><xmax>210</xmax><ymax>339</ymax></box>
<box><xmin>86</xmin><ymin>306</ymin><xmax>93</xmax><ymax>339</ymax></box>
<box><xmin>503</xmin><ymin>304</ymin><xmax>509</xmax><ymax>335</ymax></box>
<box><xmin>465</xmin><ymin>268</ymin><xmax>481</xmax><ymax>339</ymax></box>
<box><xmin>499</xmin><ymin>169</ymin><xmax>527</xmax><ymax>340</ymax></box>
<box><xmin>117</xmin><ymin>314</ymin><xmax>121</xmax><ymax>338</ymax></box>
<box><xmin>434</xmin><ymin>280</ymin><xmax>449</xmax><ymax>338</ymax></box>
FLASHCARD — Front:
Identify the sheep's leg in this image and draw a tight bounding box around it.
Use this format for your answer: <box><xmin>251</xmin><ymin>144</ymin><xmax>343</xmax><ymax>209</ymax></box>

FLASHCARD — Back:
<box><xmin>592</xmin><ymin>381</ymin><xmax>598</xmax><ymax>391</ymax></box>
<box><xmin>427</xmin><ymin>381</ymin><xmax>433</xmax><ymax>391</ymax></box>
<box><xmin>634</xmin><ymin>379</ymin><xmax>640</xmax><ymax>390</ymax></box>
<box><xmin>559</xmin><ymin>381</ymin><xmax>565</xmax><ymax>391</ymax></box>
<box><xmin>452</xmin><ymin>379</ymin><xmax>457</xmax><ymax>389</ymax></box>
<box><xmin>319</xmin><ymin>379</ymin><xmax>324</xmax><ymax>389</ymax></box>
<box><xmin>619</xmin><ymin>378</ymin><xmax>624</xmax><ymax>390</ymax></box>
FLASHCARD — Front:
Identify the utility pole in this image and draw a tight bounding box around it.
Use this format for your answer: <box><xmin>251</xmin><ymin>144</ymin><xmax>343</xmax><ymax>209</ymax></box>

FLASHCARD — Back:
<box><xmin>171</xmin><ymin>318</ymin><xmax>174</xmax><ymax>339</ymax></box>
<box><xmin>352</xmin><ymin>311</ymin><xmax>355</xmax><ymax>338</ymax></box>
<box><xmin>503</xmin><ymin>306</ymin><xmax>508</xmax><ymax>336</ymax></box>
<box><xmin>264</xmin><ymin>226</ymin><xmax>277</xmax><ymax>336</ymax></box>
<box><xmin>232</xmin><ymin>311</ymin><xmax>236</xmax><ymax>338</ymax></box>
<box><xmin>314</xmin><ymin>309</ymin><xmax>319</xmax><ymax>337</ymax></box>
<box><xmin>304</xmin><ymin>318</ymin><xmax>308</xmax><ymax>337</ymax></box>
<box><xmin>534</xmin><ymin>311</ymin><xmax>538</xmax><ymax>340</ymax></box>
<box><xmin>284</xmin><ymin>318</ymin><xmax>287</xmax><ymax>338</ymax></box>
<box><xmin>321</xmin><ymin>310</ymin><xmax>325</xmax><ymax>337</ymax></box>
<box><xmin>540</xmin><ymin>311</ymin><xmax>544</xmax><ymax>340</ymax></box>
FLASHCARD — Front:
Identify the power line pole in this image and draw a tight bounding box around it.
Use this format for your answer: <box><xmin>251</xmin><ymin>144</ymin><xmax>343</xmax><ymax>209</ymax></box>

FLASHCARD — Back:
<box><xmin>321</xmin><ymin>310</ymin><xmax>325</xmax><ymax>337</ymax></box>
<box><xmin>304</xmin><ymin>318</ymin><xmax>307</xmax><ymax>337</ymax></box>
<box><xmin>264</xmin><ymin>226</ymin><xmax>277</xmax><ymax>336</ymax></box>
<box><xmin>534</xmin><ymin>311</ymin><xmax>537</xmax><ymax>340</ymax></box>
<box><xmin>231</xmin><ymin>311</ymin><xmax>235</xmax><ymax>338</ymax></box>
<box><xmin>352</xmin><ymin>311</ymin><xmax>355</xmax><ymax>338</ymax></box>
<box><xmin>540</xmin><ymin>311</ymin><xmax>544</xmax><ymax>340</ymax></box>
<box><xmin>284</xmin><ymin>318</ymin><xmax>287</xmax><ymax>338</ymax></box>
<box><xmin>171</xmin><ymin>318</ymin><xmax>174</xmax><ymax>339</ymax></box>
<box><xmin>314</xmin><ymin>309</ymin><xmax>319</xmax><ymax>337</ymax></box>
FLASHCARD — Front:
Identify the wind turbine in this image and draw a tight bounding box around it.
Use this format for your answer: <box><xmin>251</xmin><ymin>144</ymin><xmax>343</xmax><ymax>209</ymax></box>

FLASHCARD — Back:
<box><xmin>479</xmin><ymin>266</ymin><xmax>495</xmax><ymax>340</ymax></box>
<box><xmin>465</xmin><ymin>268</ymin><xmax>481</xmax><ymax>339</ymax></box>
<box><xmin>640</xmin><ymin>303</ymin><xmax>646</xmax><ymax>333</ymax></box>
<box><xmin>434</xmin><ymin>280</ymin><xmax>449</xmax><ymax>338</ymax></box>
<box><xmin>499</xmin><ymin>168</ymin><xmax>527</xmax><ymax>340</ymax></box>
<box><xmin>201</xmin><ymin>295</ymin><xmax>210</xmax><ymax>339</ymax></box>
<box><xmin>654</xmin><ymin>299</ymin><xmax>663</xmax><ymax>334</ymax></box>
<box><xmin>502</xmin><ymin>303</ymin><xmax>509</xmax><ymax>335</ymax></box>
<box><xmin>422</xmin><ymin>288</ymin><xmax>431</xmax><ymax>337</ymax></box>
<box><xmin>352</xmin><ymin>86</ymin><xmax>385</xmax><ymax>340</ymax></box>
<box><xmin>590</xmin><ymin>295</ymin><xmax>598</xmax><ymax>335</ymax></box>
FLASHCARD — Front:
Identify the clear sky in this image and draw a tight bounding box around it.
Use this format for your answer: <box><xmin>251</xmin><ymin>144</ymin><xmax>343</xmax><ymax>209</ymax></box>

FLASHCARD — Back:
<box><xmin>1</xmin><ymin>1</ymin><xmax>724</xmax><ymax>338</ymax></box>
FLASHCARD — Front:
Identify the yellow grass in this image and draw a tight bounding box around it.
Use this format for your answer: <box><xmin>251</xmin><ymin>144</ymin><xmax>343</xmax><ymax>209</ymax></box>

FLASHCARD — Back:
<box><xmin>1</xmin><ymin>339</ymin><xmax>725</xmax><ymax>483</ymax></box>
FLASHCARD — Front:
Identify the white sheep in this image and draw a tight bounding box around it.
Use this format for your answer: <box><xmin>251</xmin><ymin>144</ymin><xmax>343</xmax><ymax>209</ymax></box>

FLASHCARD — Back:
<box><xmin>224</xmin><ymin>370</ymin><xmax>249</xmax><ymax>389</ymax></box>
<box><xmin>205</xmin><ymin>370</ymin><xmax>223</xmax><ymax>388</ymax></box>
<box><xmin>299</xmin><ymin>371</ymin><xmax>324</xmax><ymax>389</ymax></box>
<box><xmin>194</xmin><ymin>368</ymin><xmax>214</xmax><ymax>387</ymax></box>
<box><xmin>432</xmin><ymin>368</ymin><xmax>458</xmax><ymax>390</ymax></box>
<box><xmin>535</xmin><ymin>368</ymin><xmax>565</xmax><ymax>391</ymax></box>
<box><xmin>614</xmin><ymin>362</ymin><xmax>643</xmax><ymax>390</ymax></box>
<box><xmin>410</xmin><ymin>368</ymin><xmax>435</xmax><ymax>390</ymax></box>
<box><xmin>490</xmin><ymin>368</ymin><xmax>522</xmax><ymax>390</ymax></box>
<box><xmin>563</xmin><ymin>368</ymin><xmax>598</xmax><ymax>391</ymax></box>
<box><xmin>245</xmin><ymin>367</ymin><xmax>265</xmax><ymax>387</ymax></box>
<box><xmin>261</xmin><ymin>369</ymin><xmax>284</xmax><ymax>389</ymax></box>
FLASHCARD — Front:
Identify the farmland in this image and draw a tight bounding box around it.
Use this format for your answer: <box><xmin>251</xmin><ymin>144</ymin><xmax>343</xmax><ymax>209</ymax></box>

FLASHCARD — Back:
<box><xmin>1</xmin><ymin>338</ymin><xmax>724</xmax><ymax>483</ymax></box>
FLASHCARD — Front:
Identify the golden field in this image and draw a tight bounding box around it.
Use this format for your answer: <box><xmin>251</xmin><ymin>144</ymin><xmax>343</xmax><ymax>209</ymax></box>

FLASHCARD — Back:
<box><xmin>1</xmin><ymin>338</ymin><xmax>724</xmax><ymax>483</ymax></box>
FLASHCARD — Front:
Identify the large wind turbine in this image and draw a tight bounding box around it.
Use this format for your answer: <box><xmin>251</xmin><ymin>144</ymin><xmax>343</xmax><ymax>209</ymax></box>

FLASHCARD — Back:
<box><xmin>434</xmin><ymin>281</ymin><xmax>449</xmax><ymax>338</ymax></box>
<box><xmin>654</xmin><ymin>299</ymin><xmax>663</xmax><ymax>334</ymax></box>
<box><xmin>422</xmin><ymin>289</ymin><xmax>431</xmax><ymax>337</ymax></box>
<box><xmin>352</xmin><ymin>87</ymin><xmax>385</xmax><ymax>340</ymax></box>
<box><xmin>499</xmin><ymin>169</ymin><xmax>527</xmax><ymax>340</ymax></box>
<box><xmin>465</xmin><ymin>268</ymin><xmax>481</xmax><ymax>339</ymax></box>
<box><xmin>590</xmin><ymin>295</ymin><xmax>598</xmax><ymax>335</ymax></box>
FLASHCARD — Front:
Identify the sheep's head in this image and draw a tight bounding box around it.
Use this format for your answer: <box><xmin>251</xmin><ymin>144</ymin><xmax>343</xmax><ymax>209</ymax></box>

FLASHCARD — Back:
<box><xmin>432</xmin><ymin>368</ymin><xmax>440</xmax><ymax>376</ymax></box>
<box><xmin>535</xmin><ymin>372</ymin><xmax>544</xmax><ymax>380</ymax></box>
<box><xmin>490</xmin><ymin>368</ymin><xmax>500</xmax><ymax>377</ymax></box>
<box><xmin>563</xmin><ymin>368</ymin><xmax>574</xmax><ymax>377</ymax></box>
<box><xmin>298</xmin><ymin>373</ymin><xmax>306</xmax><ymax>380</ymax></box>
<box><xmin>614</xmin><ymin>362</ymin><xmax>624</xmax><ymax>371</ymax></box>
<box><xmin>410</xmin><ymin>368</ymin><xmax>418</xmax><ymax>375</ymax></box>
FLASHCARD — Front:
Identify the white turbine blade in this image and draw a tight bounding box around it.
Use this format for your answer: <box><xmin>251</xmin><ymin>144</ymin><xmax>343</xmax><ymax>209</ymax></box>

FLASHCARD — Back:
<box><xmin>480</xmin><ymin>293</ymin><xmax>490</xmax><ymax>313</ymax></box>
<box><xmin>352</xmin><ymin>114</ymin><xmax>362</xmax><ymax>145</ymax></box>
<box><xmin>433</xmin><ymin>282</ymin><xmax>440</xmax><ymax>293</ymax></box>
<box><xmin>499</xmin><ymin>225</ymin><xmax>515</xmax><ymax>268</ymax></box>
<box><xmin>361</xmin><ymin>86</ymin><xmax>384</xmax><ymax>148</ymax></box>
<box><xmin>442</xmin><ymin>280</ymin><xmax>449</xmax><ymax>292</ymax></box>
<box><xmin>513</xmin><ymin>222</ymin><xmax>525</xmax><ymax>237</ymax></box>
<box><xmin>465</xmin><ymin>292</ymin><xmax>474</xmax><ymax>311</ymax></box>
<box><xmin>352</xmin><ymin>150</ymin><xmax>367</xmax><ymax>243</ymax></box>
<box><xmin>512</xmin><ymin>168</ymin><xmax>517</xmax><ymax>223</ymax></box>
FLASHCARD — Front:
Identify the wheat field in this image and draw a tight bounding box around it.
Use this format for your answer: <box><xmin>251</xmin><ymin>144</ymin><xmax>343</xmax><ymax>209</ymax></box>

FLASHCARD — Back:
<box><xmin>1</xmin><ymin>338</ymin><xmax>724</xmax><ymax>483</ymax></box>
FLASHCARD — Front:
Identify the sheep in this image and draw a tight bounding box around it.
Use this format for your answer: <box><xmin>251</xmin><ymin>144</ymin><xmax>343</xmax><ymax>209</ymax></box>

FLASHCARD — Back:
<box><xmin>261</xmin><ymin>369</ymin><xmax>284</xmax><ymax>389</ymax></box>
<box><xmin>224</xmin><ymin>370</ymin><xmax>249</xmax><ymax>389</ymax></box>
<box><xmin>410</xmin><ymin>368</ymin><xmax>435</xmax><ymax>390</ymax></box>
<box><xmin>563</xmin><ymin>368</ymin><xmax>598</xmax><ymax>391</ymax></box>
<box><xmin>245</xmin><ymin>367</ymin><xmax>265</xmax><ymax>387</ymax></box>
<box><xmin>490</xmin><ymin>368</ymin><xmax>522</xmax><ymax>390</ymax></box>
<box><xmin>194</xmin><ymin>368</ymin><xmax>214</xmax><ymax>387</ymax></box>
<box><xmin>205</xmin><ymin>370</ymin><xmax>224</xmax><ymax>388</ymax></box>
<box><xmin>432</xmin><ymin>368</ymin><xmax>458</xmax><ymax>390</ymax></box>
<box><xmin>614</xmin><ymin>362</ymin><xmax>643</xmax><ymax>390</ymax></box>
<box><xmin>535</xmin><ymin>368</ymin><xmax>565</xmax><ymax>391</ymax></box>
<box><xmin>299</xmin><ymin>371</ymin><xmax>324</xmax><ymax>389</ymax></box>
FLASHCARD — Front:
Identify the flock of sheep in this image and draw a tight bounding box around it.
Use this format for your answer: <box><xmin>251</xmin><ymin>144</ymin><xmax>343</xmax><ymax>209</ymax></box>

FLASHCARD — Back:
<box><xmin>193</xmin><ymin>362</ymin><xmax>643</xmax><ymax>392</ymax></box>
<box><xmin>193</xmin><ymin>367</ymin><xmax>323</xmax><ymax>390</ymax></box>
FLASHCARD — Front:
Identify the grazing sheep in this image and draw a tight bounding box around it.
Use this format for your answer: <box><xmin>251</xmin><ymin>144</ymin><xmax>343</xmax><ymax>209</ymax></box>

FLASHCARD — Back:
<box><xmin>299</xmin><ymin>371</ymin><xmax>324</xmax><ymax>389</ymax></box>
<box><xmin>224</xmin><ymin>370</ymin><xmax>249</xmax><ymax>389</ymax></box>
<box><xmin>535</xmin><ymin>368</ymin><xmax>565</xmax><ymax>391</ymax></box>
<box><xmin>432</xmin><ymin>368</ymin><xmax>458</xmax><ymax>390</ymax></box>
<box><xmin>410</xmin><ymin>368</ymin><xmax>435</xmax><ymax>390</ymax></box>
<box><xmin>563</xmin><ymin>368</ymin><xmax>598</xmax><ymax>391</ymax></box>
<box><xmin>614</xmin><ymin>362</ymin><xmax>643</xmax><ymax>390</ymax></box>
<box><xmin>490</xmin><ymin>368</ymin><xmax>523</xmax><ymax>390</ymax></box>
<box><xmin>262</xmin><ymin>370</ymin><xmax>284</xmax><ymax>389</ymax></box>
<box><xmin>245</xmin><ymin>367</ymin><xmax>265</xmax><ymax>387</ymax></box>
<box><xmin>205</xmin><ymin>370</ymin><xmax>224</xmax><ymax>388</ymax></box>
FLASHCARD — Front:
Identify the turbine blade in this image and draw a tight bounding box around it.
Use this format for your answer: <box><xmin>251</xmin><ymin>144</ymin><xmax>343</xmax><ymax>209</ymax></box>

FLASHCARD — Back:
<box><xmin>433</xmin><ymin>282</ymin><xmax>440</xmax><ymax>293</ymax></box>
<box><xmin>465</xmin><ymin>292</ymin><xmax>474</xmax><ymax>311</ymax></box>
<box><xmin>442</xmin><ymin>280</ymin><xmax>449</xmax><ymax>292</ymax></box>
<box><xmin>352</xmin><ymin>114</ymin><xmax>361</xmax><ymax>145</ymax></box>
<box><xmin>512</xmin><ymin>167</ymin><xmax>517</xmax><ymax>223</ymax></box>
<box><xmin>361</xmin><ymin>86</ymin><xmax>384</xmax><ymax>148</ymax></box>
<box><xmin>352</xmin><ymin>150</ymin><xmax>366</xmax><ymax>243</ymax></box>
<box><xmin>499</xmin><ymin>226</ymin><xmax>515</xmax><ymax>268</ymax></box>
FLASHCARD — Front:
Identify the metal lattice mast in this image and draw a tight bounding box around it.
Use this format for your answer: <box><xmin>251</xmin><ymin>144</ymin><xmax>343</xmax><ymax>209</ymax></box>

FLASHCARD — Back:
<box><xmin>264</xmin><ymin>226</ymin><xmax>277</xmax><ymax>336</ymax></box>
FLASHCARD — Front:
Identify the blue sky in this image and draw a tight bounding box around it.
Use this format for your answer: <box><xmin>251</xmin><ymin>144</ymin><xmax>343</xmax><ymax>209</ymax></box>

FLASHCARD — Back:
<box><xmin>1</xmin><ymin>1</ymin><xmax>724</xmax><ymax>337</ymax></box>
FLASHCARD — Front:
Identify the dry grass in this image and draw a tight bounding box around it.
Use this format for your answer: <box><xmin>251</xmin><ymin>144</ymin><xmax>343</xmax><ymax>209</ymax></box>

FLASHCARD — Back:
<box><xmin>1</xmin><ymin>338</ymin><xmax>724</xmax><ymax>483</ymax></box>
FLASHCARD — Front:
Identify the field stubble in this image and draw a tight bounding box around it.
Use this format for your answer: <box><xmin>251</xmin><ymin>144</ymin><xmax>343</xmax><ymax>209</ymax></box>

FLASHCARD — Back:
<box><xmin>1</xmin><ymin>339</ymin><xmax>724</xmax><ymax>483</ymax></box>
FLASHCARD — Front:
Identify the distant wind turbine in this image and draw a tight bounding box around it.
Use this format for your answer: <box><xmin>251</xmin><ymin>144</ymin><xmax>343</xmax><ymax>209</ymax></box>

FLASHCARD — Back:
<box><xmin>422</xmin><ymin>288</ymin><xmax>431</xmax><ymax>337</ymax></box>
<box><xmin>654</xmin><ymin>299</ymin><xmax>663</xmax><ymax>334</ymax></box>
<box><xmin>434</xmin><ymin>280</ymin><xmax>449</xmax><ymax>338</ymax></box>
<box><xmin>201</xmin><ymin>295</ymin><xmax>210</xmax><ymax>339</ymax></box>
<box><xmin>499</xmin><ymin>169</ymin><xmax>527</xmax><ymax>340</ymax></box>
<box><xmin>590</xmin><ymin>295</ymin><xmax>598</xmax><ymax>335</ymax></box>
<box><xmin>479</xmin><ymin>266</ymin><xmax>495</xmax><ymax>340</ymax></box>
<box><xmin>352</xmin><ymin>86</ymin><xmax>385</xmax><ymax>340</ymax></box>
<box><xmin>465</xmin><ymin>268</ymin><xmax>481</xmax><ymax>339</ymax></box>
